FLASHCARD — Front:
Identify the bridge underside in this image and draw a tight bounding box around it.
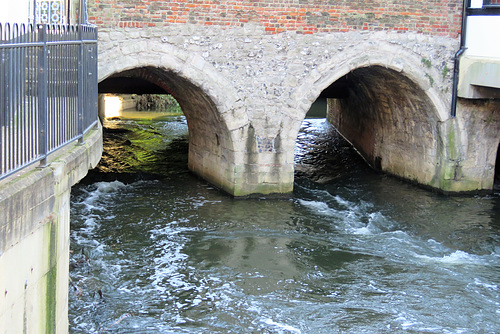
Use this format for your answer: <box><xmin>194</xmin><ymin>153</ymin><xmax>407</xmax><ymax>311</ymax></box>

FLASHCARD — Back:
<box><xmin>325</xmin><ymin>66</ymin><xmax>440</xmax><ymax>186</ymax></box>
<box><xmin>99</xmin><ymin>67</ymin><xmax>239</xmax><ymax>195</ymax></box>
<box><xmin>325</xmin><ymin>65</ymin><xmax>500</xmax><ymax>193</ymax></box>
<box><xmin>99</xmin><ymin>76</ymin><xmax>166</xmax><ymax>94</ymax></box>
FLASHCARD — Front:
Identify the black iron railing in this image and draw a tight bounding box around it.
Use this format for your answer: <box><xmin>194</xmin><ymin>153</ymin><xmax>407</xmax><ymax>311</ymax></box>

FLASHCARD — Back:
<box><xmin>0</xmin><ymin>23</ymin><xmax>98</xmax><ymax>180</ymax></box>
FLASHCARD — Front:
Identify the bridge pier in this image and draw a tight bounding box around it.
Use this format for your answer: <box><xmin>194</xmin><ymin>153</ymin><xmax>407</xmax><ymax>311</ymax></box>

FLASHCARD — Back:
<box><xmin>448</xmin><ymin>99</ymin><xmax>500</xmax><ymax>192</ymax></box>
<box><xmin>186</xmin><ymin>106</ymin><xmax>298</xmax><ymax>197</ymax></box>
<box><xmin>231</xmin><ymin>122</ymin><xmax>296</xmax><ymax>197</ymax></box>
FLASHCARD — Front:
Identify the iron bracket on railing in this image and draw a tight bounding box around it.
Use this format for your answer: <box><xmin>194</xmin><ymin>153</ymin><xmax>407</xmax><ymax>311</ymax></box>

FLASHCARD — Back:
<box><xmin>78</xmin><ymin>26</ymin><xmax>85</xmax><ymax>145</ymax></box>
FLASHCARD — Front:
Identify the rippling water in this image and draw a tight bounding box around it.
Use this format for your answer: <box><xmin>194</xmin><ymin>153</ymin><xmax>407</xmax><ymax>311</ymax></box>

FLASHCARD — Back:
<box><xmin>69</xmin><ymin>116</ymin><xmax>500</xmax><ymax>333</ymax></box>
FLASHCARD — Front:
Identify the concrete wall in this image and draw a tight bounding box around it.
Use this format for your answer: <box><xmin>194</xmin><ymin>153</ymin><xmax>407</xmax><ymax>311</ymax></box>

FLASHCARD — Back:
<box><xmin>465</xmin><ymin>15</ymin><xmax>500</xmax><ymax>59</ymax></box>
<box><xmin>0</xmin><ymin>125</ymin><xmax>102</xmax><ymax>334</ymax></box>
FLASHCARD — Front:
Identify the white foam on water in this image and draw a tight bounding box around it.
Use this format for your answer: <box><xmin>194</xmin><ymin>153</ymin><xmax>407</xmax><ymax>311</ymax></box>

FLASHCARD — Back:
<box><xmin>350</xmin><ymin>221</ymin><xmax>384</xmax><ymax>236</ymax></box>
<box><xmin>424</xmin><ymin>238</ymin><xmax>449</xmax><ymax>253</ymax></box>
<box><xmin>148</xmin><ymin>221</ymin><xmax>199</xmax><ymax>294</ymax></box>
<box><xmin>74</xmin><ymin>181</ymin><xmax>128</xmax><ymax>218</ymax></box>
<box><xmin>332</xmin><ymin>195</ymin><xmax>353</xmax><ymax>208</ymax></box>
<box><xmin>415</xmin><ymin>250</ymin><xmax>485</xmax><ymax>266</ymax></box>
<box><xmin>89</xmin><ymin>243</ymin><xmax>107</xmax><ymax>257</ymax></box>
<box><xmin>297</xmin><ymin>199</ymin><xmax>331</xmax><ymax>213</ymax></box>
<box><xmin>299</xmin><ymin>196</ymin><xmax>401</xmax><ymax>240</ymax></box>
<box><xmin>261</xmin><ymin>318</ymin><xmax>302</xmax><ymax>334</ymax></box>
<box><xmin>401</xmin><ymin>321</ymin><xmax>417</xmax><ymax>329</ymax></box>
<box><xmin>351</xmin><ymin>226</ymin><xmax>372</xmax><ymax>235</ymax></box>
<box><xmin>95</xmin><ymin>180</ymin><xmax>126</xmax><ymax>193</ymax></box>
<box><xmin>77</xmin><ymin>216</ymin><xmax>99</xmax><ymax>235</ymax></box>
<box><xmin>87</xmin><ymin>180</ymin><xmax>126</xmax><ymax>202</ymax></box>
<box><xmin>297</xmin><ymin>199</ymin><xmax>354</xmax><ymax>224</ymax></box>
<box><xmin>393</xmin><ymin>313</ymin><xmax>421</xmax><ymax>331</ymax></box>
<box><xmin>368</xmin><ymin>211</ymin><xmax>393</xmax><ymax>229</ymax></box>
<box><xmin>367</xmin><ymin>280</ymin><xmax>389</xmax><ymax>294</ymax></box>
<box><xmin>348</xmin><ymin>212</ymin><xmax>396</xmax><ymax>236</ymax></box>
<box><xmin>190</xmin><ymin>196</ymin><xmax>222</xmax><ymax>209</ymax></box>
<box><xmin>473</xmin><ymin>278</ymin><xmax>499</xmax><ymax>291</ymax></box>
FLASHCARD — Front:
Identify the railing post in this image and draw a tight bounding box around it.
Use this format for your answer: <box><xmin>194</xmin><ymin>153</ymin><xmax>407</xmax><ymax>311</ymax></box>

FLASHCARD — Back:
<box><xmin>91</xmin><ymin>27</ymin><xmax>99</xmax><ymax>130</ymax></box>
<box><xmin>77</xmin><ymin>25</ymin><xmax>85</xmax><ymax>144</ymax></box>
<box><xmin>37</xmin><ymin>24</ymin><xmax>48</xmax><ymax>167</ymax></box>
<box><xmin>0</xmin><ymin>24</ymin><xmax>7</xmax><ymax>175</ymax></box>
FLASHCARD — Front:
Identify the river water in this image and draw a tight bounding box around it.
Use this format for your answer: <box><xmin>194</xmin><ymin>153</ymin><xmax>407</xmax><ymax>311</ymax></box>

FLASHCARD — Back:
<box><xmin>69</xmin><ymin>114</ymin><xmax>500</xmax><ymax>333</ymax></box>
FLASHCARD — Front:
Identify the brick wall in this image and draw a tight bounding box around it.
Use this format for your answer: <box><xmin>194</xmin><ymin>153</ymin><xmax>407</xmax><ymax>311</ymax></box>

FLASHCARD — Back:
<box><xmin>88</xmin><ymin>0</ymin><xmax>463</xmax><ymax>37</ymax></box>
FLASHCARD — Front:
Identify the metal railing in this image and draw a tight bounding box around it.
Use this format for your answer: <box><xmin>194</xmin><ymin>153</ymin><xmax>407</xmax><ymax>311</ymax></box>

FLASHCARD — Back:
<box><xmin>0</xmin><ymin>23</ymin><xmax>98</xmax><ymax>180</ymax></box>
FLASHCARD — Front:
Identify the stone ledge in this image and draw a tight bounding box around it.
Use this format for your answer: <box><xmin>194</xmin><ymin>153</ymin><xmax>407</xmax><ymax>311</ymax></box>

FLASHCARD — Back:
<box><xmin>458</xmin><ymin>56</ymin><xmax>500</xmax><ymax>99</ymax></box>
<box><xmin>0</xmin><ymin>123</ymin><xmax>102</xmax><ymax>255</ymax></box>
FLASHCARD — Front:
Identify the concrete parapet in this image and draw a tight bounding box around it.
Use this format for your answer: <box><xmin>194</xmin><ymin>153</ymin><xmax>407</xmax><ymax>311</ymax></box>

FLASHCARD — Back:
<box><xmin>0</xmin><ymin>124</ymin><xmax>102</xmax><ymax>334</ymax></box>
<box><xmin>458</xmin><ymin>56</ymin><xmax>500</xmax><ymax>99</ymax></box>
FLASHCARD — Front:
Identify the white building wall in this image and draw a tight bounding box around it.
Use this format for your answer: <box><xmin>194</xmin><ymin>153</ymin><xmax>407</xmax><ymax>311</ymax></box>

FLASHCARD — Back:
<box><xmin>0</xmin><ymin>0</ymin><xmax>71</xmax><ymax>26</ymax></box>
<box><xmin>0</xmin><ymin>0</ymin><xmax>31</xmax><ymax>24</ymax></box>
<box><xmin>466</xmin><ymin>16</ymin><xmax>500</xmax><ymax>59</ymax></box>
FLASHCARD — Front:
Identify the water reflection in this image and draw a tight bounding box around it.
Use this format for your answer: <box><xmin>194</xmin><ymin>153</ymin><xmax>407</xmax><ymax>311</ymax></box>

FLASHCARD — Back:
<box><xmin>295</xmin><ymin>119</ymin><xmax>366</xmax><ymax>183</ymax></box>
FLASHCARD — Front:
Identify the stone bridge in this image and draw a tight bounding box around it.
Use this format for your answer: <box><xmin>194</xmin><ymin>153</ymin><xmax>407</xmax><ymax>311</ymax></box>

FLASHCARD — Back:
<box><xmin>90</xmin><ymin>0</ymin><xmax>500</xmax><ymax>196</ymax></box>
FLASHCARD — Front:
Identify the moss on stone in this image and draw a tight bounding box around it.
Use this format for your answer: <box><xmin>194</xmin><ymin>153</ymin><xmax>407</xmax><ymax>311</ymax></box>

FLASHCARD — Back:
<box><xmin>232</xmin><ymin>180</ymin><xmax>293</xmax><ymax>198</ymax></box>
<box><xmin>446</xmin><ymin>126</ymin><xmax>459</xmax><ymax>160</ymax></box>
<box><xmin>44</xmin><ymin>220</ymin><xmax>57</xmax><ymax>334</ymax></box>
<box><xmin>421</xmin><ymin>58</ymin><xmax>432</xmax><ymax>68</ymax></box>
<box><xmin>425</xmin><ymin>73</ymin><xmax>434</xmax><ymax>87</ymax></box>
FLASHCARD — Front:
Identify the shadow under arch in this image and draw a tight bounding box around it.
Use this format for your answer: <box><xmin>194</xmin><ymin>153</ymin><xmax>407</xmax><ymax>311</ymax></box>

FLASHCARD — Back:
<box><xmin>293</xmin><ymin>48</ymin><xmax>449</xmax><ymax>187</ymax></box>
<box><xmin>297</xmin><ymin>42</ymin><xmax>450</xmax><ymax>124</ymax></box>
<box><xmin>98</xmin><ymin>65</ymin><xmax>237</xmax><ymax>194</ymax></box>
<box><xmin>324</xmin><ymin>65</ymin><xmax>440</xmax><ymax>170</ymax></box>
<box><xmin>495</xmin><ymin>143</ymin><xmax>500</xmax><ymax>190</ymax></box>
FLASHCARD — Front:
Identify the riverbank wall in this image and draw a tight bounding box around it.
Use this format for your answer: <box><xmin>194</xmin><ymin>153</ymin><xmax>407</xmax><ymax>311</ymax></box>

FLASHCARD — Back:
<box><xmin>0</xmin><ymin>124</ymin><xmax>102</xmax><ymax>333</ymax></box>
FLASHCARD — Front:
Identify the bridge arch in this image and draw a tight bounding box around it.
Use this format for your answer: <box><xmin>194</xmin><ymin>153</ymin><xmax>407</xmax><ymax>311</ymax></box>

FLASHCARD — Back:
<box><xmin>98</xmin><ymin>41</ymin><xmax>249</xmax><ymax>195</ymax></box>
<box><xmin>291</xmin><ymin>43</ymin><xmax>454</xmax><ymax>189</ymax></box>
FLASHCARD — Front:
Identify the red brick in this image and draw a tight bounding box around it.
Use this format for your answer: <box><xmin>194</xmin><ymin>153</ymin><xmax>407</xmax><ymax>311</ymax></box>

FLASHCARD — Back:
<box><xmin>88</xmin><ymin>0</ymin><xmax>463</xmax><ymax>37</ymax></box>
